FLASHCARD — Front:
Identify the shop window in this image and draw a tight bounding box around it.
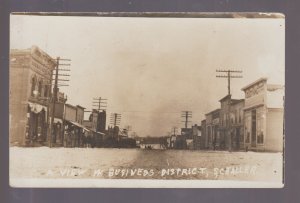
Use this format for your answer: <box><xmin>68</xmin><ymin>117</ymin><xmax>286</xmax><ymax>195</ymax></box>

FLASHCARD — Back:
<box><xmin>38</xmin><ymin>80</ymin><xmax>42</xmax><ymax>96</ymax></box>
<box><xmin>44</xmin><ymin>85</ymin><xmax>48</xmax><ymax>97</ymax></box>
<box><xmin>257</xmin><ymin>114</ymin><xmax>264</xmax><ymax>144</ymax></box>
<box><xmin>245</xmin><ymin>116</ymin><xmax>251</xmax><ymax>143</ymax></box>
<box><xmin>31</xmin><ymin>77</ymin><xmax>36</xmax><ymax>96</ymax></box>
<box><xmin>207</xmin><ymin>126</ymin><xmax>211</xmax><ymax>143</ymax></box>
<box><xmin>257</xmin><ymin>131</ymin><xmax>264</xmax><ymax>144</ymax></box>
<box><xmin>235</xmin><ymin>110</ymin><xmax>237</xmax><ymax>124</ymax></box>
<box><xmin>240</xmin><ymin>128</ymin><xmax>244</xmax><ymax>143</ymax></box>
<box><xmin>245</xmin><ymin>131</ymin><xmax>250</xmax><ymax>143</ymax></box>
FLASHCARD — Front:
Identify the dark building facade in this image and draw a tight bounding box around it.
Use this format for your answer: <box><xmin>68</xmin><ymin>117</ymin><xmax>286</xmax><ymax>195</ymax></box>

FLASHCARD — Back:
<box><xmin>200</xmin><ymin>120</ymin><xmax>207</xmax><ymax>149</ymax></box>
<box><xmin>97</xmin><ymin>110</ymin><xmax>106</xmax><ymax>133</ymax></box>
<box><xmin>219</xmin><ymin>95</ymin><xmax>245</xmax><ymax>151</ymax></box>
<box><xmin>192</xmin><ymin>124</ymin><xmax>202</xmax><ymax>150</ymax></box>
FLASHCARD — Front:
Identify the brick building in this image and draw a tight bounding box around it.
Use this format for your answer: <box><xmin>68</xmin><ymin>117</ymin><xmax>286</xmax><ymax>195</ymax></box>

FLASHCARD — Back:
<box><xmin>9</xmin><ymin>46</ymin><xmax>56</xmax><ymax>146</ymax></box>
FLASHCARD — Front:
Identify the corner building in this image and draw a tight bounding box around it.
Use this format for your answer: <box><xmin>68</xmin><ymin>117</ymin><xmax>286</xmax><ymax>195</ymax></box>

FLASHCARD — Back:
<box><xmin>9</xmin><ymin>46</ymin><xmax>56</xmax><ymax>146</ymax></box>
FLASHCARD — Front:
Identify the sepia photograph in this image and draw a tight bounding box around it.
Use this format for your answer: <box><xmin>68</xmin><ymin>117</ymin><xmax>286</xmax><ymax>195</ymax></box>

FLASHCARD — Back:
<box><xmin>9</xmin><ymin>13</ymin><xmax>285</xmax><ymax>188</ymax></box>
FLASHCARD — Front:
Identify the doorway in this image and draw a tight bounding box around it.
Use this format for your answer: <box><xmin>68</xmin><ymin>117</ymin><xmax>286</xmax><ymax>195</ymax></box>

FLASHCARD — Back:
<box><xmin>251</xmin><ymin>110</ymin><xmax>256</xmax><ymax>147</ymax></box>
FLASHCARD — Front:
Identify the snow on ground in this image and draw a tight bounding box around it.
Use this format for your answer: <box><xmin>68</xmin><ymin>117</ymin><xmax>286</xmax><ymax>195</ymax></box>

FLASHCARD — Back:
<box><xmin>10</xmin><ymin>147</ymin><xmax>283</xmax><ymax>183</ymax></box>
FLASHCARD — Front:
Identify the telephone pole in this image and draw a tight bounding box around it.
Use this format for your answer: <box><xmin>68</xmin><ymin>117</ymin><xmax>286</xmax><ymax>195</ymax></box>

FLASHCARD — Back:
<box><xmin>171</xmin><ymin>127</ymin><xmax>178</xmax><ymax>136</ymax></box>
<box><xmin>216</xmin><ymin>69</ymin><xmax>242</xmax><ymax>151</ymax></box>
<box><xmin>110</xmin><ymin>113</ymin><xmax>121</xmax><ymax>127</ymax></box>
<box><xmin>49</xmin><ymin>57</ymin><xmax>71</xmax><ymax>147</ymax></box>
<box><xmin>92</xmin><ymin>97</ymin><xmax>107</xmax><ymax>111</ymax></box>
<box><xmin>216</xmin><ymin>69</ymin><xmax>243</xmax><ymax>95</ymax></box>
<box><xmin>181</xmin><ymin>111</ymin><xmax>192</xmax><ymax>129</ymax></box>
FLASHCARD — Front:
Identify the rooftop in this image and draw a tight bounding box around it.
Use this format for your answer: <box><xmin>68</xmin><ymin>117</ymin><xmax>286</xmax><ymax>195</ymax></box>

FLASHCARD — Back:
<box><xmin>241</xmin><ymin>77</ymin><xmax>268</xmax><ymax>91</ymax></box>
<box><xmin>231</xmin><ymin>99</ymin><xmax>245</xmax><ymax>105</ymax></box>
<box><xmin>267</xmin><ymin>84</ymin><xmax>284</xmax><ymax>91</ymax></box>
<box><xmin>205</xmin><ymin>108</ymin><xmax>220</xmax><ymax>116</ymax></box>
<box><xmin>76</xmin><ymin>105</ymin><xmax>86</xmax><ymax>109</ymax></box>
<box><xmin>219</xmin><ymin>94</ymin><xmax>231</xmax><ymax>102</ymax></box>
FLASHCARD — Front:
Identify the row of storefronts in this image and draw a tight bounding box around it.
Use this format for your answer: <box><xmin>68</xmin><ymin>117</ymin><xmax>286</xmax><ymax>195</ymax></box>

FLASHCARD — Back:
<box><xmin>201</xmin><ymin>78</ymin><xmax>284</xmax><ymax>152</ymax></box>
<box><xmin>167</xmin><ymin>78</ymin><xmax>284</xmax><ymax>152</ymax></box>
<box><xmin>9</xmin><ymin>46</ymin><xmax>95</xmax><ymax>147</ymax></box>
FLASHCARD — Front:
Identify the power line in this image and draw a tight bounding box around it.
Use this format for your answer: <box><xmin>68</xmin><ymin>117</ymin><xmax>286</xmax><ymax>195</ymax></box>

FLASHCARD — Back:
<box><xmin>216</xmin><ymin>69</ymin><xmax>243</xmax><ymax>95</ymax></box>
<box><xmin>216</xmin><ymin>69</ymin><xmax>243</xmax><ymax>151</ymax></box>
<box><xmin>49</xmin><ymin>57</ymin><xmax>71</xmax><ymax>147</ymax></box>
<box><xmin>110</xmin><ymin>113</ymin><xmax>121</xmax><ymax>127</ymax></box>
<box><xmin>181</xmin><ymin>111</ymin><xmax>192</xmax><ymax>128</ymax></box>
<box><xmin>92</xmin><ymin>97</ymin><xmax>107</xmax><ymax>111</ymax></box>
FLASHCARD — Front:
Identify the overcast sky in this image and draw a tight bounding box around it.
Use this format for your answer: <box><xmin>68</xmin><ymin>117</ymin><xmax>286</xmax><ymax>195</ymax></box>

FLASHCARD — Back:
<box><xmin>10</xmin><ymin>15</ymin><xmax>284</xmax><ymax>137</ymax></box>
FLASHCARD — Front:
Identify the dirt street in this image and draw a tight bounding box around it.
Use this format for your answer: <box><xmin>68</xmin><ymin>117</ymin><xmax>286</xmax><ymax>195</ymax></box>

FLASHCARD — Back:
<box><xmin>10</xmin><ymin>147</ymin><xmax>283</xmax><ymax>182</ymax></box>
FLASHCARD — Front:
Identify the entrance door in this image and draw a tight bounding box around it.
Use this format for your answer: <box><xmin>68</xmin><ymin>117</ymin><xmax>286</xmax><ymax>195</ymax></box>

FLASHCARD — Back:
<box><xmin>251</xmin><ymin>110</ymin><xmax>256</xmax><ymax>147</ymax></box>
<box><xmin>236</xmin><ymin>128</ymin><xmax>240</xmax><ymax>150</ymax></box>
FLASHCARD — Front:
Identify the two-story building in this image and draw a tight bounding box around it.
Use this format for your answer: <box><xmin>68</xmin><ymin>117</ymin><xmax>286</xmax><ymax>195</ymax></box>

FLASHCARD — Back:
<box><xmin>230</xmin><ymin>99</ymin><xmax>245</xmax><ymax>150</ymax></box>
<box><xmin>83</xmin><ymin>109</ymin><xmax>106</xmax><ymax>147</ymax></box>
<box><xmin>9</xmin><ymin>46</ymin><xmax>56</xmax><ymax>146</ymax></box>
<box><xmin>205</xmin><ymin>109</ymin><xmax>220</xmax><ymax>150</ymax></box>
<box><xmin>219</xmin><ymin>95</ymin><xmax>245</xmax><ymax>151</ymax></box>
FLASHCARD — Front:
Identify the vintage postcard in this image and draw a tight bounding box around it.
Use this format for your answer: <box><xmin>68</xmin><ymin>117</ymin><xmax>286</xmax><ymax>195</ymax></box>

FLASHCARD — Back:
<box><xmin>9</xmin><ymin>13</ymin><xmax>285</xmax><ymax>188</ymax></box>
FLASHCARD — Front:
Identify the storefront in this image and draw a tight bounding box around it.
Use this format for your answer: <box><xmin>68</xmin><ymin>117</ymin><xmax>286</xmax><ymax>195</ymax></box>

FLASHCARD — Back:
<box><xmin>205</xmin><ymin>109</ymin><xmax>220</xmax><ymax>150</ymax></box>
<box><xmin>242</xmin><ymin>78</ymin><xmax>284</xmax><ymax>152</ymax></box>
<box><xmin>26</xmin><ymin>102</ymin><xmax>48</xmax><ymax>145</ymax></box>
<box><xmin>63</xmin><ymin>120</ymin><xmax>89</xmax><ymax>148</ymax></box>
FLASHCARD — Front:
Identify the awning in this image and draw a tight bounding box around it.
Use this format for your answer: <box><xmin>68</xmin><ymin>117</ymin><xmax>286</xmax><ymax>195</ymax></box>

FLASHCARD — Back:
<box><xmin>54</xmin><ymin>118</ymin><xmax>63</xmax><ymax>123</ymax></box>
<box><xmin>89</xmin><ymin>129</ymin><xmax>105</xmax><ymax>135</ymax></box>
<box><xmin>66</xmin><ymin>120</ymin><xmax>90</xmax><ymax>132</ymax></box>
<box><xmin>28</xmin><ymin>102</ymin><xmax>47</xmax><ymax>114</ymax></box>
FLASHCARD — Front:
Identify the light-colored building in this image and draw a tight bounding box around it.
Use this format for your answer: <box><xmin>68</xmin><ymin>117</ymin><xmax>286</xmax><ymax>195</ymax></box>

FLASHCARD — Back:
<box><xmin>242</xmin><ymin>78</ymin><xmax>284</xmax><ymax>152</ymax></box>
<box><xmin>64</xmin><ymin>104</ymin><xmax>77</xmax><ymax>122</ymax></box>
<box><xmin>49</xmin><ymin>90</ymin><xmax>67</xmax><ymax>145</ymax></box>
<box><xmin>76</xmin><ymin>105</ymin><xmax>85</xmax><ymax>125</ymax></box>
<box><xmin>9</xmin><ymin>46</ymin><xmax>56</xmax><ymax>146</ymax></box>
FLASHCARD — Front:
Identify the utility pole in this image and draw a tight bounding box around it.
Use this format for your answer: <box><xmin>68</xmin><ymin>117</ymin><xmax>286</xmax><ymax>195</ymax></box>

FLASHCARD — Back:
<box><xmin>110</xmin><ymin>113</ymin><xmax>121</xmax><ymax>127</ymax></box>
<box><xmin>92</xmin><ymin>97</ymin><xmax>107</xmax><ymax>111</ymax></box>
<box><xmin>171</xmin><ymin>127</ymin><xmax>178</xmax><ymax>136</ymax></box>
<box><xmin>216</xmin><ymin>69</ymin><xmax>242</xmax><ymax>151</ymax></box>
<box><xmin>181</xmin><ymin>111</ymin><xmax>192</xmax><ymax>129</ymax></box>
<box><xmin>216</xmin><ymin>69</ymin><xmax>243</xmax><ymax>95</ymax></box>
<box><xmin>49</xmin><ymin>57</ymin><xmax>71</xmax><ymax>147</ymax></box>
